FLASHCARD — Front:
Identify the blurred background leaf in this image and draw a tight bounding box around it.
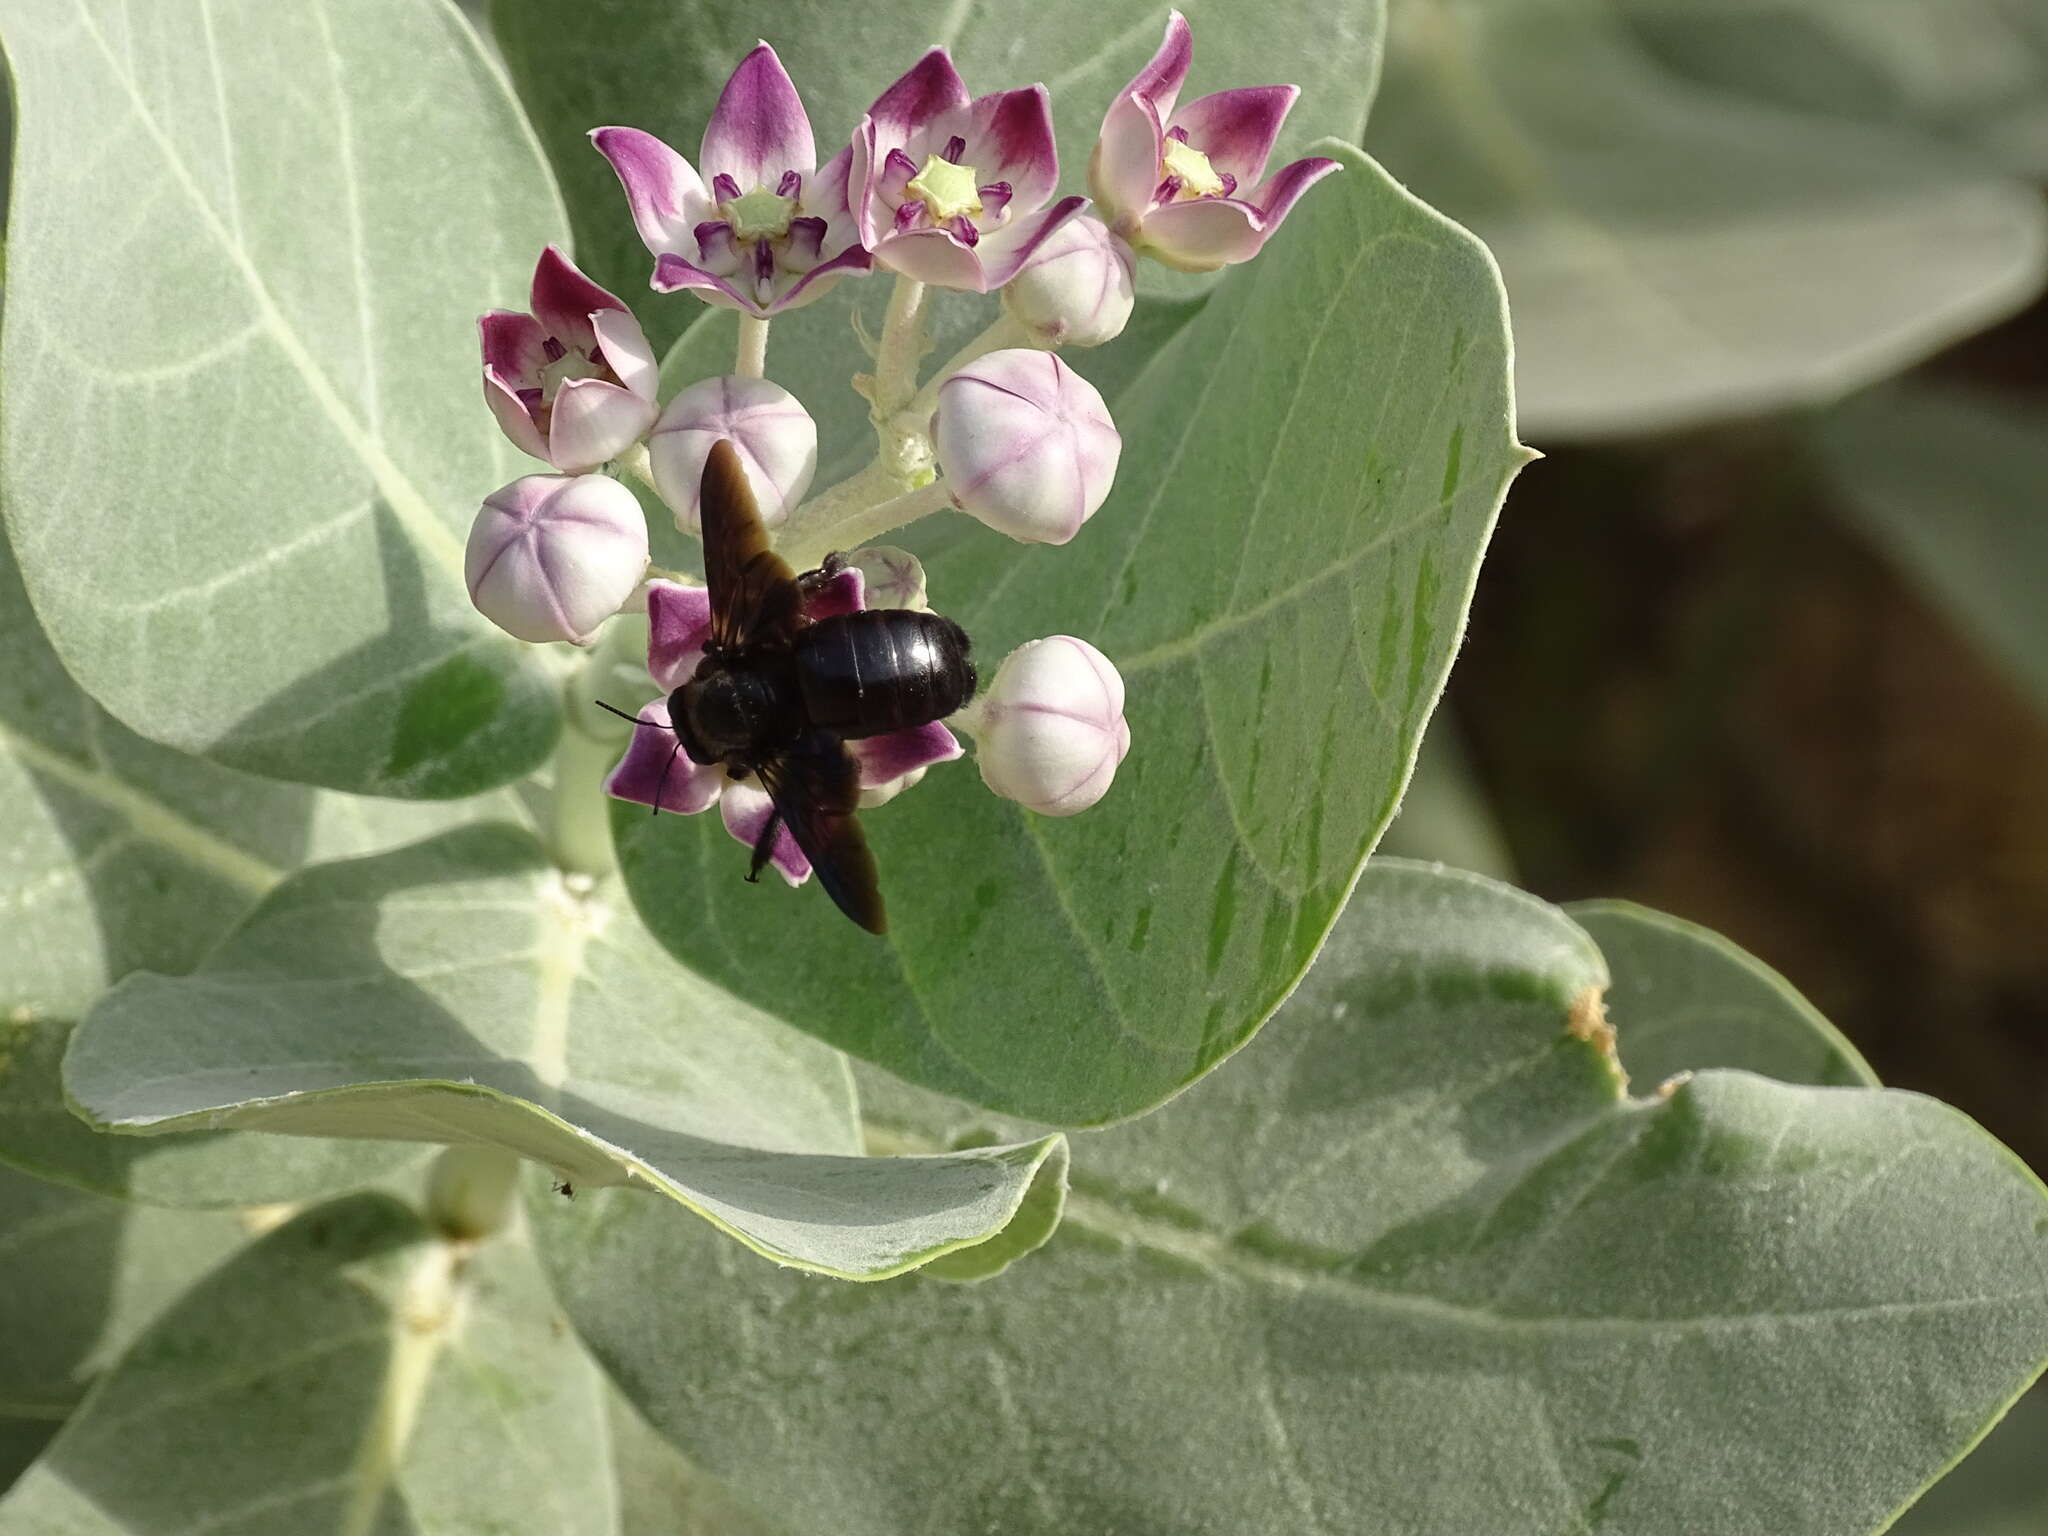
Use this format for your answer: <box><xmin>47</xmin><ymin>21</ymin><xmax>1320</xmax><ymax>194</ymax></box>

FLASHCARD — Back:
<box><xmin>1368</xmin><ymin>0</ymin><xmax>2048</xmax><ymax>439</ymax></box>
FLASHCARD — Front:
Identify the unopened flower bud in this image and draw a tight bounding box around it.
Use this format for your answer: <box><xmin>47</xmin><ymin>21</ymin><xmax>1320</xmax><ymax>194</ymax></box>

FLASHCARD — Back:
<box><xmin>847</xmin><ymin>546</ymin><xmax>928</xmax><ymax>611</ymax></box>
<box><xmin>466</xmin><ymin>473</ymin><xmax>649</xmax><ymax>644</ymax></box>
<box><xmin>649</xmin><ymin>376</ymin><xmax>818</xmax><ymax>533</ymax></box>
<box><xmin>933</xmin><ymin>351</ymin><xmax>1120</xmax><ymax>545</ymax></box>
<box><xmin>1001</xmin><ymin>215</ymin><xmax>1136</xmax><ymax>347</ymax></box>
<box><xmin>970</xmin><ymin>636</ymin><xmax>1130</xmax><ymax>815</ymax></box>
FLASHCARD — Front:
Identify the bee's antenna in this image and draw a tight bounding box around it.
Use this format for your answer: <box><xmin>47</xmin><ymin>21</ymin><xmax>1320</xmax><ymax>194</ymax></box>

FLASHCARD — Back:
<box><xmin>596</xmin><ymin>699</ymin><xmax>674</xmax><ymax>729</ymax></box>
<box><xmin>651</xmin><ymin>742</ymin><xmax>679</xmax><ymax>816</ymax></box>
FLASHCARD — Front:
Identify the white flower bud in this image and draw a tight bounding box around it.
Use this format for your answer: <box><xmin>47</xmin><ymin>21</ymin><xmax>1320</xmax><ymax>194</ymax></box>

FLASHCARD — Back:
<box><xmin>465</xmin><ymin>473</ymin><xmax>649</xmax><ymax>644</ymax></box>
<box><xmin>648</xmin><ymin>375</ymin><xmax>817</xmax><ymax>533</ymax></box>
<box><xmin>971</xmin><ymin>636</ymin><xmax>1130</xmax><ymax>816</ymax></box>
<box><xmin>1001</xmin><ymin>214</ymin><xmax>1136</xmax><ymax>348</ymax></box>
<box><xmin>933</xmin><ymin>350</ymin><xmax>1121</xmax><ymax>546</ymax></box>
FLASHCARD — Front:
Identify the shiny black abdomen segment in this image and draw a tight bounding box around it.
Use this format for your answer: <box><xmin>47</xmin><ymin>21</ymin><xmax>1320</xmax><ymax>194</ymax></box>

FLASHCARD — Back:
<box><xmin>796</xmin><ymin>610</ymin><xmax>977</xmax><ymax>739</ymax></box>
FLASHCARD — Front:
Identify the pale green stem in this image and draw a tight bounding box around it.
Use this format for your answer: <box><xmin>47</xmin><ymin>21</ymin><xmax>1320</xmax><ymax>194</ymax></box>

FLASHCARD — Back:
<box><xmin>612</xmin><ymin>440</ymin><xmax>656</xmax><ymax>492</ymax></box>
<box><xmin>869</xmin><ymin>274</ymin><xmax>930</xmax><ymax>424</ymax></box>
<box><xmin>774</xmin><ymin>460</ymin><xmax>899</xmax><ymax>558</ymax></box>
<box><xmin>545</xmin><ymin>626</ymin><xmax>642</xmax><ymax>879</ymax></box>
<box><xmin>890</xmin><ymin>309</ymin><xmax>1036</xmax><ymax>438</ymax></box>
<box><xmin>780</xmin><ymin>479</ymin><xmax>955</xmax><ymax>570</ymax></box>
<box><xmin>735</xmin><ymin>313</ymin><xmax>771</xmax><ymax>379</ymax></box>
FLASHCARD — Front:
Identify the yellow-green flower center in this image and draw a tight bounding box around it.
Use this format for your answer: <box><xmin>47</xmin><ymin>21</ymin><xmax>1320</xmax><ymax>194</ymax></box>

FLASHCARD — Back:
<box><xmin>906</xmin><ymin>154</ymin><xmax>983</xmax><ymax>222</ymax></box>
<box><xmin>1161</xmin><ymin>136</ymin><xmax>1226</xmax><ymax>200</ymax></box>
<box><xmin>724</xmin><ymin>184</ymin><xmax>798</xmax><ymax>241</ymax></box>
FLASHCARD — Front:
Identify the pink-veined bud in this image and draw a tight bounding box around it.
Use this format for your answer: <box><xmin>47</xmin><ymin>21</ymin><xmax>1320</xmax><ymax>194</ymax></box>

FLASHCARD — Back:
<box><xmin>969</xmin><ymin>636</ymin><xmax>1130</xmax><ymax>815</ymax></box>
<box><xmin>1001</xmin><ymin>214</ymin><xmax>1136</xmax><ymax>347</ymax></box>
<box><xmin>932</xmin><ymin>350</ymin><xmax>1120</xmax><ymax>545</ymax></box>
<box><xmin>648</xmin><ymin>376</ymin><xmax>818</xmax><ymax>533</ymax></box>
<box><xmin>847</xmin><ymin>546</ymin><xmax>928</xmax><ymax>610</ymax></box>
<box><xmin>465</xmin><ymin>473</ymin><xmax>649</xmax><ymax>644</ymax></box>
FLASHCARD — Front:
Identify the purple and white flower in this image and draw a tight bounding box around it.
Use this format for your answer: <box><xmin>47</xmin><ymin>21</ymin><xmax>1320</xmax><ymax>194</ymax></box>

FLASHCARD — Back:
<box><xmin>480</xmin><ymin>247</ymin><xmax>660</xmax><ymax>473</ymax></box>
<box><xmin>592</xmin><ymin>44</ymin><xmax>870</xmax><ymax>317</ymax></box>
<box><xmin>968</xmin><ymin>636</ymin><xmax>1130</xmax><ymax>815</ymax></box>
<box><xmin>848</xmin><ymin>49</ymin><xmax>1089</xmax><ymax>292</ymax></box>
<box><xmin>466</xmin><ymin>473</ymin><xmax>649</xmax><ymax>644</ymax></box>
<box><xmin>933</xmin><ymin>349</ymin><xmax>1121</xmax><ymax>545</ymax></box>
<box><xmin>1002</xmin><ymin>213</ymin><xmax>1136</xmax><ymax>347</ymax></box>
<box><xmin>847</xmin><ymin>546</ymin><xmax>928</xmax><ymax>611</ymax></box>
<box><xmin>1089</xmin><ymin>12</ymin><xmax>1341</xmax><ymax>272</ymax></box>
<box><xmin>649</xmin><ymin>377</ymin><xmax>817</xmax><ymax>534</ymax></box>
<box><xmin>605</xmin><ymin>574</ymin><xmax>963</xmax><ymax>884</ymax></box>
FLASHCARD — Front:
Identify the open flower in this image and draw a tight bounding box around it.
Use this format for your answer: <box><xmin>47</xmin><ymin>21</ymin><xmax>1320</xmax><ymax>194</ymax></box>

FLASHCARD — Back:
<box><xmin>466</xmin><ymin>473</ymin><xmax>649</xmax><ymax>644</ymax></box>
<box><xmin>848</xmin><ymin>49</ymin><xmax>1088</xmax><ymax>291</ymax></box>
<box><xmin>605</xmin><ymin>574</ymin><xmax>963</xmax><ymax>883</ymax></box>
<box><xmin>1089</xmin><ymin>12</ymin><xmax>1341</xmax><ymax>272</ymax></box>
<box><xmin>933</xmin><ymin>350</ymin><xmax>1121</xmax><ymax>545</ymax></box>
<box><xmin>967</xmin><ymin>636</ymin><xmax>1130</xmax><ymax>815</ymax></box>
<box><xmin>592</xmin><ymin>44</ymin><xmax>870</xmax><ymax>317</ymax></box>
<box><xmin>480</xmin><ymin>247</ymin><xmax>659</xmax><ymax>472</ymax></box>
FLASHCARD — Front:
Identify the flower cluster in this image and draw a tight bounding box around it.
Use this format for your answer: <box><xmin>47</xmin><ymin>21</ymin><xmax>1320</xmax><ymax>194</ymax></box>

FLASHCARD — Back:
<box><xmin>464</xmin><ymin>15</ymin><xmax>1336</xmax><ymax>882</ymax></box>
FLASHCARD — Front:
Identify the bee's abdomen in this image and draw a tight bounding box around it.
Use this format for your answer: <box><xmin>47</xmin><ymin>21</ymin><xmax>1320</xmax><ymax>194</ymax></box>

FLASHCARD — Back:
<box><xmin>796</xmin><ymin>610</ymin><xmax>977</xmax><ymax>738</ymax></box>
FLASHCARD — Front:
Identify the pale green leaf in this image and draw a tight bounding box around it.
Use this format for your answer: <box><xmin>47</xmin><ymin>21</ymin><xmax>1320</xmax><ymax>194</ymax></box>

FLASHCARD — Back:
<box><xmin>1568</xmin><ymin>898</ymin><xmax>1878</xmax><ymax>1090</ymax></box>
<box><xmin>0</xmin><ymin>0</ymin><xmax>566</xmax><ymax>796</ymax></box>
<box><xmin>1810</xmin><ymin>383</ymin><xmax>2048</xmax><ymax>711</ymax></box>
<box><xmin>0</xmin><ymin>531</ymin><xmax>527</xmax><ymax>1206</ymax></box>
<box><xmin>541</xmin><ymin>862</ymin><xmax>2048</xmax><ymax>1536</ymax></box>
<box><xmin>1622</xmin><ymin>0</ymin><xmax>2048</xmax><ymax>180</ymax></box>
<box><xmin>489</xmin><ymin>0</ymin><xmax>1383</xmax><ymax>355</ymax></box>
<box><xmin>0</xmin><ymin>1193</ymin><xmax>614</xmax><ymax>1535</ymax></box>
<box><xmin>1368</xmin><ymin>0</ymin><xmax>2048</xmax><ymax>439</ymax></box>
<box><xmin>0</xmin><ymin>1162</ymin><xmax>245</xmax><ymax>1424</ymax></box>
<box><xmin>66</xmin><ymin>825</ymin><xmax>1064</xmax><ymax>1278</ymax></box>
<box><xmin>1376</xmin><ymin>719</ymin><xmax>1517</xmax><ymax>879</ymax></box>
<box><xmin>616</xmin><ymin>141</ymin><xmax>1525</xmax><ymax>1126</ymax></box>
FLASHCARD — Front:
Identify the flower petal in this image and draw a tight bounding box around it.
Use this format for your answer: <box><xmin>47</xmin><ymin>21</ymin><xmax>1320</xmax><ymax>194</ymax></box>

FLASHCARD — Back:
<box><xmin>1090</xmin><ymin>91</ymin><xmax>1165</xmax><ymax>224</ymax></box>
<box><xmin>482</xmin><ymin>368</ymin><xmax>549</xmax><ymax>463</ymax></box>
<box><xmin>872</xmin><ymin>225</ymin><xmax>988</xmax><ymax>290</ymax></box>
<box><xmin>645</xmin><ymin>579</ymin><xmax>714</xmax><ymax>691</ymax></box>
<box><xmin>1135</xmin><ymin>194</ymin><xmax>1265</xmax><ymax>271</ymax></box>
<box><xmin>700</xmin><ymin>42</ymin><xmax>816</xmax><ymax>191</ymax></box>
<box><xmin>866</xmin><ymin>47</ymin><xmax>971</xmax><ymax>153</ymax></box>
<box><xmin>651</xmin><ymin>253</ymin><xmax>757</xmax><ymax>313</ymax></box>
<box><xmin>851</xmin><ymin>720</ymin><xmax>961</xmax><ymax>786</ymax></box>
<box><xmin>589</xmin><ymin>306</ymin><xmax>659</xmax><ymax>404</ymax></box>
<box><xmin>969</xmin><ymin>195</ymin><xmax>1090</xmax><ymax>289</ymax></box>
<box><xmin>1168</xmin><ymin>85</ymin><xmax>1297</xmax><ymax>186</ymax></box>
<box><xmin>590</xmin><ymin>127</ymin><xmax>710</xmax><ymax>259</ymax></box>
<box><xmin>1124</xmin><ymin>10</ymin><xmax>1194</xmax><ymax>120</ymax></box>
<box><xmin>799</xmin><ymin>565</ymin><xmax>865</xmax><ymax>620</ymax></box>
<box><xmin>932</xmin><ymin>86</ymin><xmax>1059</xmax><ymax>211</ymax></box>
<box><xmin>719</xmin><ymin>781</ymin><xmax>811</xmax><ymax>885</ymax></box>
<box><xmin>761</xmin><ymin>240</ymin><xmax>872</xmax><ymax>316</ymax></box>
<box><xmin>479</xmin><ymin>308</ymin><xmax>547</xmax><ymax>384</ymax></box>
<box><xmin>546</xmin><ymin>377</ymin><xmax>658</xmax><ymax>474</ymax></box>
<box><xmin>529</xmin><ymin>245</ymin><xmax>624</xmax><ymax>350</ymax></box>
<box><xmin>604</xmin><ymin>698</ymin><xmax>725</xmax><ymax>815</ymax></box>
<box><xmin>1249</xmin><ymin>154</ymin><xmax>1343</xmax><ymax>231</ymax></box>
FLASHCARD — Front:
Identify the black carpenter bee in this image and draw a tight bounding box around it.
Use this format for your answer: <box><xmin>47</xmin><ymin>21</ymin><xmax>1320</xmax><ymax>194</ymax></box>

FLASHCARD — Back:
<box><xmin>603</xmin><ymin>439</ymin><xmax>977</xmax><ymax>934</ymax></box>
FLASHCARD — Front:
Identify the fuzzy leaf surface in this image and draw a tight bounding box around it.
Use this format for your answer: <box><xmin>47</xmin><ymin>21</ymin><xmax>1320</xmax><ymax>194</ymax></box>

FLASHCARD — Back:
<box><xmin>541</xmin><ymin>863</ymin><xmax>2048</xmax><ymax>1536</ymax></box>
<box><xmin>0</xmin><ymin>0</ymin><xmax>565</xmax><ymax>795</ymax></box>
<box><xmin>67</xmin><ymin>826</ymin><xmax>1062</xmax><ymax>1278</ymax></box>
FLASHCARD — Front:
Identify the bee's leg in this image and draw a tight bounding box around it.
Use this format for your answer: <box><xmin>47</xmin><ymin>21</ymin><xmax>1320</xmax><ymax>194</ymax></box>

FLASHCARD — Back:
<box><xmin>797</xmin><ymin>550</ymin><xmax>850</xmax><ymax>594</ymax></box>
<box><xmin>745</xmin><ymin>809</ymin><xmax>783</xmax><ymax>884</ymax></box>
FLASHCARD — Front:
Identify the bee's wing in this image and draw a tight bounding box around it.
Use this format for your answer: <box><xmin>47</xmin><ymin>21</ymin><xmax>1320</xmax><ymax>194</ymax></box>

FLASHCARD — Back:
<box><xmin>756</xmin><ymin>732</ymin><xmax>887</xmax><ymax>935</ymax></box>
<box><xmin>700</xmin><ymin>437</ymin><xmax>803</xmax><ymax>651</ymax></box>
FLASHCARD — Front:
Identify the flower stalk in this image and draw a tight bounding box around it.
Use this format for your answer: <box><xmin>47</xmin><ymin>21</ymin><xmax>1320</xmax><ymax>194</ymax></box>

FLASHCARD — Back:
<box><xmin>735</xmin><ymin>313</ymin><xmax>771</xmax><ymax>379</ymax></box>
